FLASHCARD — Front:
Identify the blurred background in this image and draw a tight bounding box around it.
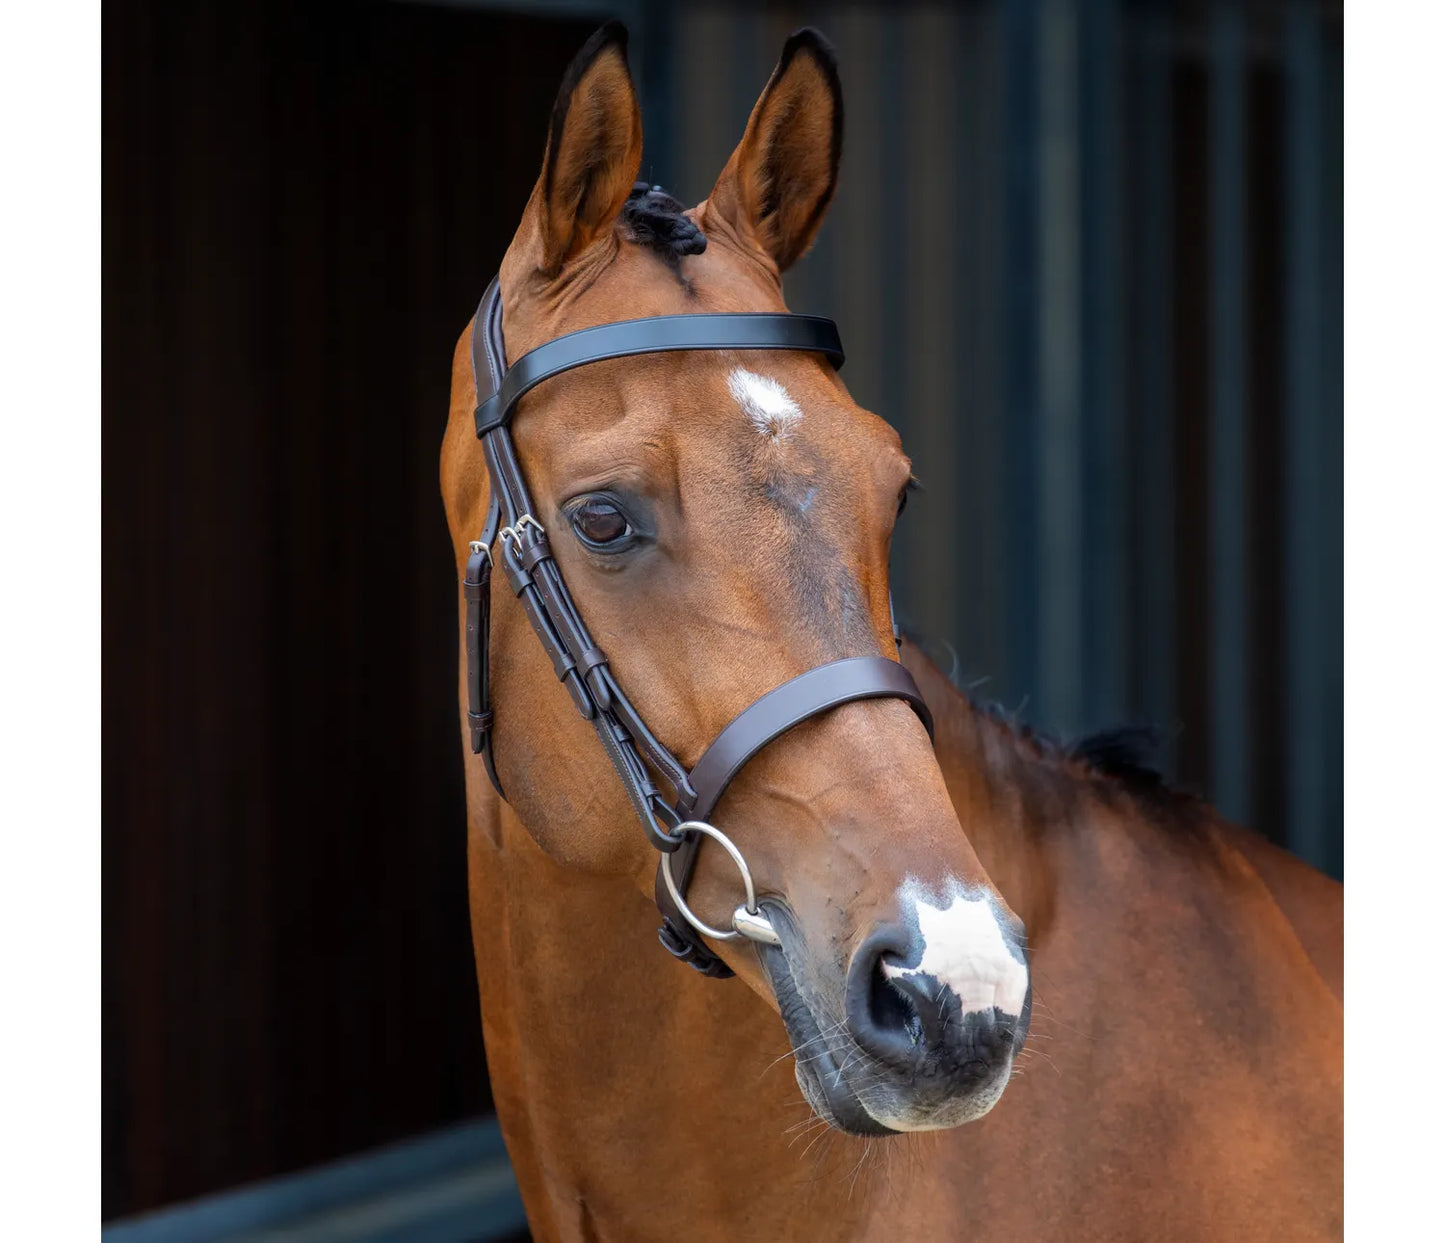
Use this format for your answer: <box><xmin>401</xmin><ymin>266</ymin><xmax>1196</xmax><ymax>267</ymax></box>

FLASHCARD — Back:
<box><xmin>103</xmin><ymin>0</ymin><xmax>1342</xmax><ymax>1237</ymax></box>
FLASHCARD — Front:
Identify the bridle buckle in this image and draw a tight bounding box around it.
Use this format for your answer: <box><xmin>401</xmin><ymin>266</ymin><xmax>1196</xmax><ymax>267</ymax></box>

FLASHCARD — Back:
<box><xmin>499</xmin><ymin>513</ymin><xmax>544</xmax><ymax>546</ymax></box>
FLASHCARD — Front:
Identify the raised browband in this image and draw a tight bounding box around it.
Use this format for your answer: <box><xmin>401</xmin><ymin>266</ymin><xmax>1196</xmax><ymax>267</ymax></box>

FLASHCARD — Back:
<box><xmin>475</xmin><ymin>312</ymin><xmax>845</xmax><ymax>436</ymax></box>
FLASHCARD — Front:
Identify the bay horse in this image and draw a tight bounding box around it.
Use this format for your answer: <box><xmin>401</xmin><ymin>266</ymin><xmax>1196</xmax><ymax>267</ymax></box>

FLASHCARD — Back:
<box><xmin>440</xmin><ymin>24</ymin><xmax>1342</xmax><ymax>1241</ymax></box>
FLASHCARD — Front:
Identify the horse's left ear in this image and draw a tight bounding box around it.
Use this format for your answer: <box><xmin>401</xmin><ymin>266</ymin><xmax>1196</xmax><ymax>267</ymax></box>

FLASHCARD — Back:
<box><xmin>703</xmin><ymin>28</ymin><xmax>843</xmax><ymax>274</ymax></box>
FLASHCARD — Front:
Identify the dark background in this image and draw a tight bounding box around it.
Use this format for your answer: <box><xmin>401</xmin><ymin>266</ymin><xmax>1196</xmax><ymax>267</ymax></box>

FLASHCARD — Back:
<box><xmin>103</xmin><ymin>0</ymin><xmax>1343</xmax><ymax>1224</ymax></box>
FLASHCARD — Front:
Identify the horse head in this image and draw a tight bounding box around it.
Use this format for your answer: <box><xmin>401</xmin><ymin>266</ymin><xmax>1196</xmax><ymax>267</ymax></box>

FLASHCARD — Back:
<box><xmin>443</xmin><ymin>22</ymin><xmax>1029</xmax><ymax>1136</ymax></box>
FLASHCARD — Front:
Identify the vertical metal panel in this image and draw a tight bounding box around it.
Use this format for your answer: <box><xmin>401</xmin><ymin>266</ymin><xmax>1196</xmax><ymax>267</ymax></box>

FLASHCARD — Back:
<box><xmin>876</xmin><ymin>13</ymin><xmax>914</xmax><ymax>608</ymax></box>
<box><xmin>1319</xmin><ymin>15</ymin><xmax>1343</xmax><ymax>880</ymax></box>
<box><xmin>674</xmin><ymin>3</ymin><xmax>735</xmax><ymax>207</ymax></box>
<box><xmin>953</xmin><ymin>5</ymin><xmax>1007</xmax><ymax>686</ymax></box>
<box><xmin>902</xmin><ymin>4</ymin><xmax>961</xmax><ymax>643</ymax></box>
<box><xmin>1037</xmin><ymin>0</ymin><xmax>1084</xmax><ymax>733</ymax></box>
<box><xmin>1124</xmin><ymin>5</ymin><xmax>1177</xmax><ymax>768</ymax></box>
<box><xmin>828</xmin><ymin>9</ymin><xmax>885</xmax><ymax>419</ymax></box>
<box><xmin>728</xmin><ymin>3</ymin><xmax>763</xmax><ymax>145</ymax></box>
<box><xmin>1283</xmin><ymin>0</ymin><xmax>1341</xmax><ymax>872</ymax></box>
<box><xmin>1208</xmin><ymin>0</ymin><xmax>1252</xmax><ymax>824</ymax></box>
<box><xmin>1079</xmin><ymin>0</ymin><xmax>1128</xmax><ymax>729</ymax></box>
<box><xmin>1243</xmin><ymin>53</ymin><xmax>1288</xmax><ymax>845</ymax></box>
<box><xmin>1171</xmin><ymin>38</ymin><xmax>1212</xmax><ymax>798</ymax></box>
<box><xmin>636</xmin><ymin>0</ymin><xmax>676</xmax><ymax>190</ymax></box>
<box><xmin>754</xmin><ymin>8</ymin><xmax>797</xmax><ymax>96</ymax></box>
<box><xmin>1001</xmin><ymin>0</ymin><xmax>1041</xmax><ymax>712</ymax></box>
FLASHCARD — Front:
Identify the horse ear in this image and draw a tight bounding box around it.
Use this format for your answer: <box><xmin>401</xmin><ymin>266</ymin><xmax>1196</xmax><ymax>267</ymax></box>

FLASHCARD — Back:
<box><xmin>522</xmin><ymin>22</ymin><xmax>643</xmax><ymax>276</ymax></box>
<box><xmin>703</xmin><ymin>28</ymin><xmax>843</xmax><ymax>274</ymax></box>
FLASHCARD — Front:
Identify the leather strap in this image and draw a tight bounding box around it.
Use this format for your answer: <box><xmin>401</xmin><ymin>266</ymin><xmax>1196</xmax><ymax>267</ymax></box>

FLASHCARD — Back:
<box><xmin>653</xmin><ymin>656</ymin><xmax>932</xmax><ymax>976</ymax></box>
<box><xmin>469</xmin><ymin>280</ymin><xmax>703</xmax><ymax>857</ymax></box>
<box><xmin>681</xmin><ymin>656</ymin><xmax>934</xmax><ymax>821</ymax></box>
<box><xmin>471</xmin><ymin>537</ymin><xmax>505</xmax><ymax>792</ymax></box>
<box><xmin>476</xmin><ymin>312</ymin><xmax>845</xmax><ymax>436</ymax></box>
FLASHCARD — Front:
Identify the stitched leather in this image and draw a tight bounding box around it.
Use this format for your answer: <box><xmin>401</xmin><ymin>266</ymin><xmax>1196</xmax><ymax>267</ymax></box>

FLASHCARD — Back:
<box><xmin>475</xmin><ymin>312</ymin><xmax>845</xmax><ymax>435</ymax></box>
<box><xmin>462</xmin><ymin>544</ymin><xmax>492</xmax><ymax>755</ymax></box>
<box><xmin>682</xmin><ymin>656</ymin><xmax>934</xmax><ymax>821</ymax></box>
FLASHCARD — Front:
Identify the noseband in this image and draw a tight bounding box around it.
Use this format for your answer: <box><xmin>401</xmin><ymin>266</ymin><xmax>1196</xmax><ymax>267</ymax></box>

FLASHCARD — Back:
<box><xmin>464</xmin><ymin>277</ymin><xmax>933</xmax><ymax>978</ymax></box>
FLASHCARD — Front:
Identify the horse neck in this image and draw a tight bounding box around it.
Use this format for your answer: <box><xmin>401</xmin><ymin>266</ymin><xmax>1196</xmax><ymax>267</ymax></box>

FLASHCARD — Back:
<box><xmin>468</xmin><ymin>801</ymin><xmax>881</xmax><ymax>1241</ymax></box>
<box><xmin>875</xmin><ymin>679</ymin><xmax>1341</xmax><ymax>1238</ymax></box>
<box><xmin>920</xmin><ymin>659</ymin><xmax>1340</xmax><ymax>1059</ymax></box>
<box><xmin>471</xmin><ymin>652</ymin><xmax>1339</xmax><ymax>1240</ymax></box>
<box><xmin>908</xmin><ymin>669</ymin><xmax>1068</xmax><ymax>934</ymax></box>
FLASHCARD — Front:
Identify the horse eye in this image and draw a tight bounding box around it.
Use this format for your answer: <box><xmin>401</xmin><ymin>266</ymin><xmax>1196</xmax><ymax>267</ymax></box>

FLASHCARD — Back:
<box><xmin>571</xmin><ymin>497</ymin><xmax>632</xmax><ymax>548</ymax></box>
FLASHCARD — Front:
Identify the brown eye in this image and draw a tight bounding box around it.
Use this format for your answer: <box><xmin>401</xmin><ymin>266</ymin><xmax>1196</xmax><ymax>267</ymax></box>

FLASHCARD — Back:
<box><xmin>570</xmin><ymin>497</ymin><xmax>632</xmax><ymax>548</ymax></box>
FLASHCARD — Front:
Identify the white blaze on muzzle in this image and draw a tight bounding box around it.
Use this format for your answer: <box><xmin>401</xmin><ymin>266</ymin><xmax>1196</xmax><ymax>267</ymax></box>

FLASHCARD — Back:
<box><xmin>884</xmin><ymin>887</ymin><xmax>1030</xmax><ymax>1017</ymax></box>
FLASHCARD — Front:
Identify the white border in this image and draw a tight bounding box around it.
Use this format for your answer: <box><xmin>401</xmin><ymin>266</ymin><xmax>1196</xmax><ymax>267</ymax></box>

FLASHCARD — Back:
<box><xmin>1346</xmin><ymin>1</ymin><xmax>1445</xmax><ymax>1234</ymax></box>
<box><xmin>0</xmin><ymin>0</ymin><xmax>1437</xmax><ymax>1235</ymax></box>
<box><xmin>0</xmin><ymin>1</ymin><xmax>101</xmax><ymax>1236</ymax></box>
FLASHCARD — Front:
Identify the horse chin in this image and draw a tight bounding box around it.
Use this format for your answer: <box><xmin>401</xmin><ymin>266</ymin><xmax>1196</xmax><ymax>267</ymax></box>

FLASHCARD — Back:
<box><xmin>857</xmin><ymin>1062</ymin><xmax>1014</xmax><ymax>1132</ymax></box>
<box><xmin>759</xmin><ymin>940</ymin><xmax>896</xmax><ymax>1137</ymax></box>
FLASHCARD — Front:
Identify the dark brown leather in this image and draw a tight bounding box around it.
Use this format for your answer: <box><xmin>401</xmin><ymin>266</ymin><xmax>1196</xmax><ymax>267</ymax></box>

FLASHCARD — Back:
<box><xmin>462</xmin><ymin>542</ymin><xmax>492</xmax><ymax>754</ymax></box>
<box><xmin>476</xmin><ymin>310</ymin><xmax>844</xmax><ymax>435</ymax></box>
<box><xmin>681</xmin><ymin>656</ymin><xmax>933</xmax><ymax>821</ymax></box>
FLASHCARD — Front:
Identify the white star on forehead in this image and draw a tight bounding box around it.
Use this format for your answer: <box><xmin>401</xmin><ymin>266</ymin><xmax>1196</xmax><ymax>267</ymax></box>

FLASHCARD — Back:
<box><xmin>727</xmin><ymin>367</ymin><xmax>802</xmax><ymax>439</ymax></box>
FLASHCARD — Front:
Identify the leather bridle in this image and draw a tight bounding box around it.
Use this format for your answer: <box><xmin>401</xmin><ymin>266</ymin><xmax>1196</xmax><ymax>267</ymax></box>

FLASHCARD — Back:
<box><xmin>463</xmin><ymin>277</ymin><xmax>933</xmax><ymax>978</ymax></box>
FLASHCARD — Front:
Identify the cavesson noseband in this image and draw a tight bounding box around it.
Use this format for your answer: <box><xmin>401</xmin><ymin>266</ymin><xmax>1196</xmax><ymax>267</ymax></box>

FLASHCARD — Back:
<box><xmin>464</xmin><ymin>277</ymin><xmax>932</xmax><ymax>978</ymax></box>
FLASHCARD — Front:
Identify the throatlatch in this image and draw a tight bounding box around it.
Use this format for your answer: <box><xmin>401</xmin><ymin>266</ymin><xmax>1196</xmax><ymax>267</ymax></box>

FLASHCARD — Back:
<box><xmin>464</xmin><ymin>277</ymin><xmax>932</xmax><ymax>978</ymax></box>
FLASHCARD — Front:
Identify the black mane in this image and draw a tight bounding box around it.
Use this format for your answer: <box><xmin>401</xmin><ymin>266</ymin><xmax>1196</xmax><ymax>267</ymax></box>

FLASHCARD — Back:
<box><xmin>1069</xmin><ymin>724</ymin><xmax>1166</xmax><ymax>787</ymax></box>
<box><xmin>977</xmin><ymin>693</ymin><xmax>1205</xmax><ymax>826</ymax></box>
<box><xmin>902</xmin><ymin>628</ymin><xmax>1203</xmax><ymax>825</ymax></box>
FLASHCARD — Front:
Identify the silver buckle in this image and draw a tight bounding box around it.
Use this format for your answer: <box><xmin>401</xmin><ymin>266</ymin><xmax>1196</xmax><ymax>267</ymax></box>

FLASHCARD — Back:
<box><xmin>499</xmin><ymin>513</ymin><xmax>544</xmax><ymax>546</ymax></box>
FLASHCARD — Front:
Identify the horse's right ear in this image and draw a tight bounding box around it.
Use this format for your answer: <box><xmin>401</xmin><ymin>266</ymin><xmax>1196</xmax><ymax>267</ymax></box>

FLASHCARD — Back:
<box><xmin>516</xmin><ymin>22</ymin><xmax>643</xmax><ymax>276</ymax></box>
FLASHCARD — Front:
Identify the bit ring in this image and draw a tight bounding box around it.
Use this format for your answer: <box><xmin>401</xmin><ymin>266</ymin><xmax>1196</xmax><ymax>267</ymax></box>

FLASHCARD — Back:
<box><xmin>659</xmin><ymin>820</ymin><xmax>780</xmax><ymax>946</ymax></box>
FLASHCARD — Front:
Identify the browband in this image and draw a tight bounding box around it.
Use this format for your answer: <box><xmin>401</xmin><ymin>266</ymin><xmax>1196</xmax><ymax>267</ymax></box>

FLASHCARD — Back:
<box><xmin>465</xmin><ymin>277</ymin><xmax>931</xmax><ymax>978</ymax></box>
<box><xmin>475</xmin><ymin>312</ymin><xmax>845</xmax><ymax>435</ymax></box>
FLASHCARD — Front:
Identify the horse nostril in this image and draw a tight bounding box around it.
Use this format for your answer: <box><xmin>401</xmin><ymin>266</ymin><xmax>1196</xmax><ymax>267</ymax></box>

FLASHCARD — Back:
<box><xmin>881</xmin><ymin>963</ymin><xmax>954</xmax><ymax>1050</ymax></box>
<box><xmin>869</xmin><ymin>960</ymin><xmax>924</xmax><ymax>1046</ymax></box>
<box><xmin>844</xmin><ymin>935</ymin><xmax>948</xmax><ymax>1067</ymax></box>
<box><xmin>844</xmin><ymin>916</ymin><xmax>1030</xmax><ymax>1096</ymax></box>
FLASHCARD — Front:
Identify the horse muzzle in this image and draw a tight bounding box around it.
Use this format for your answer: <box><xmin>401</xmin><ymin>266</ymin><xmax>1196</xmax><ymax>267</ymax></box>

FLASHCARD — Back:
<box><xmin>759</xmin><ymin>897</ymin><xmax>1031</xmax><ymax>1135</ymax></box>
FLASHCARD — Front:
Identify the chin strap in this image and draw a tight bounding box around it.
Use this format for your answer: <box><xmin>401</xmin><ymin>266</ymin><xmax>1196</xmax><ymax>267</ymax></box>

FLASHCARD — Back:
<box><xmin>462</xmin><ymin>277</ymin><xmax>932</xmax><ymax>978</ymax></box>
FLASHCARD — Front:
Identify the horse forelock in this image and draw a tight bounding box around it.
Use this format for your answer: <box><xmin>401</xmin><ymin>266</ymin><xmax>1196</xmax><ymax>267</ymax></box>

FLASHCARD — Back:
<box><xmin>619</xmin><ymin>181</ymin><xmax>706</xmax><ymax>281</ymax></box>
